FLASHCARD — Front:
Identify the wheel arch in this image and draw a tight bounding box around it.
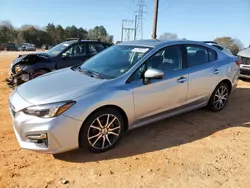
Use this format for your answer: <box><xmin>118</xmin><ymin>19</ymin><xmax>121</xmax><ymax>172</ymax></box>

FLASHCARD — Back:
<box><xmin>217</xmin><ymin>79</ymin><xmax>232</xmax><ymax>94</ymax></box>
<box><xmin>23</xmin><ymin>63</ymin><xmax>54</xmax><ymax>74</ymax></box>
<box><xmin>34</xmin><ymin>68</ymin><xmax>52</xmax><ymax>73</ymax></box>
<box><xmin>208</xmin><ymin>78</ymin><xmax>233</xmax><ymax>103</ymax></box>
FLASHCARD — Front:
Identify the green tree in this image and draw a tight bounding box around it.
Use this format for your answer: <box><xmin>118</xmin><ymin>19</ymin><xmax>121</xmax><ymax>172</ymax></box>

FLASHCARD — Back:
<box><xmin>88</xmin><ymin>25</ymin><xmax>113</xmax><ymax>42</ymax></box>
<box><xmin>55</xmin><ymin>25</ymin><xmax>65</xmax><ymax>43</ymax></box>
<box><xmin>0</xmin><ymin>20</ymin><xmax>113</xmax><ymax>47</ymax></box>
<box><xmin>214</xmin><ymin>37</ymin><xmax>244</xmax><ymax>55</ymax></box>
<box><xmin>77</xmin><ymin>27</ymin><xmax>88</xmax><ymax>39</ymax></box>
<box><xmin>0</xmin><ymin>21</ymin><xmax>16</xmax><ymax>44</ymax></box>
<box><xmin>46</xmin><ymin>23</ymin><xmax>56</xmax><ymax>44</ymax></box>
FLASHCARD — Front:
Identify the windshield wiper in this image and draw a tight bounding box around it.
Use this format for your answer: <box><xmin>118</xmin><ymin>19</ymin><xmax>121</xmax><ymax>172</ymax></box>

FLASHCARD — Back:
<box><xmin>87</xmin><ymin>70</ymin><xmax>104</xmax><ymax>79</ymax></box>
<box><xmin>78</xmin><ymin>67</ymin><xmax>104</xmax><ymax>79</ymax></box>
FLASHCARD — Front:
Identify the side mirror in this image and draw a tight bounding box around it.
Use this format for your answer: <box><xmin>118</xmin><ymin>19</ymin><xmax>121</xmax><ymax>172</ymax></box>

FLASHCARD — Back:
<box><xmin>144</xmin><ymin>68</ymin><xmax>164</xmax><ymax>79</ymax></box>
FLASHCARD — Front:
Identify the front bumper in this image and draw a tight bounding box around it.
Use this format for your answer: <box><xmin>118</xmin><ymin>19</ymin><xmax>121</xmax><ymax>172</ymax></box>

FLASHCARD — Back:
<box><xmin>9</xmin><ymin>93</ymin><xmax>83</xmax><ymax>154</ymax></box>
<box><xmin>6</xmin><ymin>70</ymin><xmax>29</xmax><ymax>87</ymax></box>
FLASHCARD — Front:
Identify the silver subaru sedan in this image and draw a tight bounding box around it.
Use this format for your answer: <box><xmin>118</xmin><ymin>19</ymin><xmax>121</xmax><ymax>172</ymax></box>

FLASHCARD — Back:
<box><xmin>8</xmin><ymin>39</ymin><xmax>240</xmax><ymax>154</ymax></box>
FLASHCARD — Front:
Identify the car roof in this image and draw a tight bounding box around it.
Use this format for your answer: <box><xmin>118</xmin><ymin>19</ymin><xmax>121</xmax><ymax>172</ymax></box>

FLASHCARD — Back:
<box><xmin>63</xmin><ymin>39</ymin><xmax>111</xmax><ymax>44</ymax></box>
<box><xmin>117</xmin><ymin>39</ymin><xmax>215</xmax><ymax>48</ymax></box>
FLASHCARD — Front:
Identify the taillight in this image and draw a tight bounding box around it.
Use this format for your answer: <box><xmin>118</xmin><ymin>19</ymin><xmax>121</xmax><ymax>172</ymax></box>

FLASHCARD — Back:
<box><xmin>235</xmin><ymin>60</ymin><xmax>241</xmax><ymax>67</ymax></box>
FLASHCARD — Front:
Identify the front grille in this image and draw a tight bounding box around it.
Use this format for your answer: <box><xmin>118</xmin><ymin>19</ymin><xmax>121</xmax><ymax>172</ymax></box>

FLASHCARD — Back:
<box><xmin>240</xmin><ymin>70</ymin><xmax>250</xmax><ymax>76</ymax></box>
<box><xmin>239</xmin><ymin>56</ymin><xmax>250</xmax><ymax>65</ymax></box>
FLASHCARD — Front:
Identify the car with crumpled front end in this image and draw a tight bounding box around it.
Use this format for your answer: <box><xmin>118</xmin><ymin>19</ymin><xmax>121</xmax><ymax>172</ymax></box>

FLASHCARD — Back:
<box><xmin>6</xmin><ymin>39</ymin><xmax>112</xmax><ymax>87</ymax></box>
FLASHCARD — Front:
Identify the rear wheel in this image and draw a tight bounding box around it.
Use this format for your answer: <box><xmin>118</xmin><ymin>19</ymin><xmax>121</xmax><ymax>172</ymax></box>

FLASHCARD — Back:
<box><xmin>207</xmin><ymin>82</ymin><xmax>230</xmax><ymax>112</ymax></box>
<box><xmin>79</xmin><ymin>108</ymin><xmax>124</xmax><ymax>153</ymax></box>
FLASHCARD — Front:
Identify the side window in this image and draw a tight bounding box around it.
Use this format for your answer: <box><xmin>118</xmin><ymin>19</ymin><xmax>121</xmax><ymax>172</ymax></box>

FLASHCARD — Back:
<box><xmin>212</xmin><ymin>44</ymin><xmax>223</xmax><ymax>51</ymax></box>
<box><xmin>64</xmin><ymin>43</ymin><xmax>86</xmax><ymax>57</ymax></box>
<box><xmin>208</xmin><ymin>48</ymin><xmax>217</xmax><ymax>62</ymax></box>
<box><xmin>131</xmin><ymin>45</ymin><xmax>183</xmax><ymax>81</ymax></box>
<box><xmin>103</xmin><ymin>43</ymin><xmax>112</xmax><ymax>48</ymax></box>
<box><xmin>88</xmin><ymin>43</ymin><xmax>105</xmax><ymax>55</ymax></box>
<box><xmin>186</xmin><ymin>45</ymin><xmax>209</xmax><ymax>67</ymax></box>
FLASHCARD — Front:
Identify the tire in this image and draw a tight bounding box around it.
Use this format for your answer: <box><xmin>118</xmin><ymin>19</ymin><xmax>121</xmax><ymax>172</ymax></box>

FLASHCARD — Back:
<box><xmin>79</xmin><ymin>107</ymin><xmax>125</xmax><ymax>153</ymax></box>
<box><xmin>32</xmin><ymin>69</ymin><xmax>49</xmax><ymax>79</ymax></box>
<box><xmin>207</xmin><ymin>82</ymin><xmax>230</xmax><ymax>112</ymax></box>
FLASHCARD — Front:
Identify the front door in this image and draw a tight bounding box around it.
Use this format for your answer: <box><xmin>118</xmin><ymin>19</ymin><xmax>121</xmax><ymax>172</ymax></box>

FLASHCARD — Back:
<box><xmin>56</xmin><ymin>43</ymin><xmax>89</xmax><ymax>69</ymax></box>
<box><xmin>128</xmin><ymin>45</ymin><xmax>188</xmax><ymax>123</ymax></box>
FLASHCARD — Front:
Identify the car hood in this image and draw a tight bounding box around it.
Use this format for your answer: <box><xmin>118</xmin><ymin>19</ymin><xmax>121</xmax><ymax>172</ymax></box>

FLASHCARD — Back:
<box><xmin>17</xmin><ymin>68</ymin><xmax>106</xmax><ymax>105</ymax></box>
<box><xmin>11</xmin><ymin>52</ymin><xmax>51</xmax><ymax>67</ymax></box>
<box><xmin>238</xmin><ymin>48</ymin><xmax>250</xmax><ymax>58</ymax></box>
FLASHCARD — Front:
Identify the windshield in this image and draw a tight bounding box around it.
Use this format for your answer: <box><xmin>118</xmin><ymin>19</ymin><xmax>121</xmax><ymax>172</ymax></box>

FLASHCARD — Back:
<box><xmin>46</xmin><ymin>42</ymin><xmax>71</xmax><ymax>56</ymax></box>
<box><xmin>80</xmin><ymin>45</ymin><xmax>152</xmax><ymax>79</ymax></box>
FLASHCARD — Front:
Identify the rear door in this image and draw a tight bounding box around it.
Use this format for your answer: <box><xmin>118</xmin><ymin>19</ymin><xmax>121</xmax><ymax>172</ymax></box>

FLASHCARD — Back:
<box><xmin>56</xmin><ymin>43</ymin><xmax>89</xmax><ymax>69</ymax></box>
<box><xmin>184</xmin><ymin>44</ymin><xmax>222</xmax><ymax>104</ymax></box>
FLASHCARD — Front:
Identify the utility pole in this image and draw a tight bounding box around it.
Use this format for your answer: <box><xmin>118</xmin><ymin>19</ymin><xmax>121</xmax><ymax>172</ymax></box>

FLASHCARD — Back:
<box><xmin>152</xmin><ymin>0</ymin><xmax>159</xmax><ymax>39</ymax></box>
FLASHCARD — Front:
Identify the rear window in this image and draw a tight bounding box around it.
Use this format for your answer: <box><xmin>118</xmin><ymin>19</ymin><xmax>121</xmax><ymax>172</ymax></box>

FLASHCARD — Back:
<box><xmin>212</xmin><ymin>44</ymin><xmax>223</xmax><ymax>51</ymax></box>
<box><xmin>186</xmin><ymin>45</ymin><xmax>218</xmax><ymax>67</ymax></box>
<box><xmin>208</xmin><ymin>48</ymin><xmax>218</xmax><ymax>61</ymax></box>
<box><xmin>186</xmin><ymin>45</ymin><xmax>209</xmax><ymax>67</ymax></box>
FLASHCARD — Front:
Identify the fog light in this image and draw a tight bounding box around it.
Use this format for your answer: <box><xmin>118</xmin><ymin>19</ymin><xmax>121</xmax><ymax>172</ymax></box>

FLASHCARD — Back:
<box><xmin>26</xmin><ymin>133</ymin><xmax>48</xmax><ymax>147</ymax></box>
<box><xmin>26</xmin><ymin>133</ymin><xmax>47</xmax><ymax>140</ymax></box>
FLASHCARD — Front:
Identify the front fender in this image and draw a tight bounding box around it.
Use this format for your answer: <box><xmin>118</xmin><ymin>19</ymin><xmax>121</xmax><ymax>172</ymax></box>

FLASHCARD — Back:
<box><xmin>23</xmin><ymin>62</ymin><xmax>55</xmax><ymax>73</ymax></box>
<box><xmin>63</xmin><ymin>87</ymin><xmax>135</xmax><ymax>128</ymax></box>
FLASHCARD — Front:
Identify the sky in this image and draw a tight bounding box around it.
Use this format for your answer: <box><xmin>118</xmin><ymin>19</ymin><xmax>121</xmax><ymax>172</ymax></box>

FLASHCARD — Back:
<box><xmin>1</xmin><ymin>0</ymin><xmax>250</xmax><ymax>47</ymax></box>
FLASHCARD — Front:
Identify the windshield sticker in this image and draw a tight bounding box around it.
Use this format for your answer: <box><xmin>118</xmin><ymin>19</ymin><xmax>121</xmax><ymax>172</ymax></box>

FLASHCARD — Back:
<box><xmin>132</xmin><ymin>48</ymin><xmax>149</xmax><ymax>53</ymax></box>
<box><xmin>63</xmin><ymin>43</ymin><xmax>69</xmax><ymax>47</ymax></box>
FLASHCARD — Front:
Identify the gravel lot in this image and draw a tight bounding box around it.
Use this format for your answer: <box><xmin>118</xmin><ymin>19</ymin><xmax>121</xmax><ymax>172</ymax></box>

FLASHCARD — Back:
<box><xmin>0</xmin><ymin>51</ymin><xmax>250</xmax><ymax>188</ymax></box>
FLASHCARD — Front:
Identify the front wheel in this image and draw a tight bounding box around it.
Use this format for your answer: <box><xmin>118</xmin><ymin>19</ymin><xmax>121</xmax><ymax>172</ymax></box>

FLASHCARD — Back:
<box><xmin>32</xmin><ymin>69</ymin><xmax>48</xmax><ymax>79</ymax></box>
<box><xmin>207</xmin><ymin>82</ymin><xmax>230</xmax><ymax>112</ymax></box>
<box><xmin>79</xmin><ymin>108</ymin><xmax>124</xmax><ymax>153</ymax></box>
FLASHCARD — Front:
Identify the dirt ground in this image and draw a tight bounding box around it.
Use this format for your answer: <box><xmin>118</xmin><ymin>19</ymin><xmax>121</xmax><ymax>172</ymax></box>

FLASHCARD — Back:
<box><xmin>1</xmin><ymin>51</ymin><xmax>250</xmax><ymax>188</ymax></box>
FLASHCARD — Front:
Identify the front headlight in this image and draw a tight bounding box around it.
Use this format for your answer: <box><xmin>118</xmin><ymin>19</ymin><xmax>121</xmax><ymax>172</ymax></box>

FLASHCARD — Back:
<box><xmin>22</xmin><ymin>101</ymin><xmax>76</xmax><ymax>118</ymax></box>
<box><xmin>15</xmin><ymin>65</ymin><xmax>26</xmax><ymax>73</ymax></box>
<box><xmin>14</xmin><ymin>64</ymin><xmax>26</xmax><ymax>73</ymax></box>
<box><xmin>15</xmin><ymin>65</ymin><xmax>21</xmax><ymax>73</ymax></box>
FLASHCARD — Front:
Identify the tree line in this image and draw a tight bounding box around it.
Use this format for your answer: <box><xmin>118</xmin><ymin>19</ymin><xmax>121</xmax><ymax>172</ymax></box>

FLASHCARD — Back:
<box><xmin>159</xmin><ymin>32</ymin><xmax>245</xmax><ymax>55</ymax></box>
<box><xmin>0</xmin><ymin>20</ymin><xmax>114</xmax><ymax>48</ymax></box>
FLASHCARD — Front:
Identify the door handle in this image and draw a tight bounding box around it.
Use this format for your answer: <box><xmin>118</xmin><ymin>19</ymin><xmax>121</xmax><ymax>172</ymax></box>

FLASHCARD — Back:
<box><xmin>177</xmin><ymin>76</ymin><xmax>187</xmax><ymax>83</ymax></box>
<box><xmin>213</xmin><ymin>69</ymin><xmax>220</xmax><ymax>74</ymax></box>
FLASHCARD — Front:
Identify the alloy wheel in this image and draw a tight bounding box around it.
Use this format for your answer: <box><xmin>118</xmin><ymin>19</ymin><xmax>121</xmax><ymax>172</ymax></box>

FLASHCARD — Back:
<box><xmin>213</xmin><ymin>85</ymin><xmax>228</xmax><ymax>110</ymax></box>
<box><xmin>87</xmin><ymin>114</ymin><xmax>121</xmax><ymax>150</ymax></box>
